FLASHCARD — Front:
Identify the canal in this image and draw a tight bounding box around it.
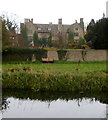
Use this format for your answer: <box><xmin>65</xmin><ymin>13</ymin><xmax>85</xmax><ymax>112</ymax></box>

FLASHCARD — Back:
<box><xmin>2</xmin><ymin>89</ymin><xmax>108</xmax><ymax>118</ymax></box>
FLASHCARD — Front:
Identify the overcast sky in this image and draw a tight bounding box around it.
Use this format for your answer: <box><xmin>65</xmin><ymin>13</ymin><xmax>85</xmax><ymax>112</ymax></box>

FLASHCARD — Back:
<box><xmin>0</xmin><ymin>0</ymin><xmax>107</xmax><ymax>26</ymax></box>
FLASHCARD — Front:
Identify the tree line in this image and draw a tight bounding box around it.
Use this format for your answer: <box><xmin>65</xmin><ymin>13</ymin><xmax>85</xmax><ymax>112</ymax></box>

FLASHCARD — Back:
<box><xmin>85</xmin><ymin>18</ymin><xmax>108</xmax><ymax>49</ymax></box>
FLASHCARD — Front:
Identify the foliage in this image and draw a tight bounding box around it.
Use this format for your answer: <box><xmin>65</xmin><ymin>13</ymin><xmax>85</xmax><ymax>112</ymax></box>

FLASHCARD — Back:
<box><xmin>84</xmin><ymin>19</ymin><xmax>95</xmax><ymax>43</ymax></box>
<box><xmin>78</xmin><ymin>37</ymin><xmax>86</xmax><ymax>46</ymax></box>
<box><xmin>48</xmin><ymin>32</ymin><xmax>52</xmax><ymax>47</ymax></box>
<box><xmin>43</xmin><ymin>47</ymin><xmax>57</xmax><ymax>50</ymax></box>
<box><xmin>1</xmin><ymin>13</ymin><xmax>18</xmax><ymax>31</ymax></box>
<box><xmin>2</xmin><ymin>89</ymin><xmax>108</xmax><ymax>104</ymax></box>
<box><xmin>2</xmin><ymin>20</ymin><xmax>10</xmax><ymax>49</ymax></box>
<box><xmin>33</xmin><ymin>31</ymin><xmax>39</xmax><ymax>46</ymax></box>
<box><xmin>20</xmin><ymin>25</ymin><xmax>28</xmax><ymax>47</ymax></box>
<box><xmin>2</xmin><ymin>48</ymin><xmax>47</xmax><ymax>61</ymax></box>
<box><xmin>85</xmin><ymin>18</ymin><xmax>108</xmax><ymax>49</ymax></box>
<box><xmin>68</xmin><ymin>31</ymin><xmax>74</xmax><ymax>42</ymax></box>
<box><xmin>40</xmin><ymin>38</ymin><xmax>48</xmax><ymax>47</ymax></box>
<box><xmin>57</xmin><ymin>50</ymin><xmax>67</xmax><ymax>60</ymax></box>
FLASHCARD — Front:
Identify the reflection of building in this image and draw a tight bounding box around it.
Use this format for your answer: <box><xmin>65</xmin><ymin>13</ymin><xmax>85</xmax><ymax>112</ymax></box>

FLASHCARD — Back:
<box><xmin>106</xmin><ymin>1</ymin><xmax>108</xmax><ymax>18</ymax></box>
<box><xmin>20</xmin><ymin>18</ymin><xmax>84</xmax><ymax>44</ymax></box>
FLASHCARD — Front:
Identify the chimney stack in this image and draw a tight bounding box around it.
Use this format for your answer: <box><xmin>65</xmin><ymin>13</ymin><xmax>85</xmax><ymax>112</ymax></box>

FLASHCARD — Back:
<box><xmin>31</xmin><ymin>18</ymin><xmax>33</xmax><ymax>23</ymax></box>
<box><xmin>80</xmin><ymin>18</ymin><xmax>84</xmax><ymax>31</ymax></box>
<box><xmin>58</xmin><ymin>18</ymin><xmax>62</xmax><ymax>32</ymax></box>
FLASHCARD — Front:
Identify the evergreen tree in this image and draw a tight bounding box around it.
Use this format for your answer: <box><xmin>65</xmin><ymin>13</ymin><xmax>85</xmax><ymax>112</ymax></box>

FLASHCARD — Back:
<box><xmin>48</xmin><ymin>32</ymin><xmax>52</xmax><ymax>47</ymax></box>
<box><xmin>68</xmin><ymin>31</ymin><xmax>74</xmax><ymax>42</ymax></box>
<box><xmin>84</xmin><ymin>19</ymin><xmax>95</xmax><ymax>43</ymax></box>
<box><xmin>21</xmin><ymin>25</ymin><xmax>28</xmax><ymax>47</ymax></box>
<box><xmin>58</xmin><ymin>32</ymin><xmax>64</xmax><ymax>48</ymax></box>
<box><xmin>33</xmin><ymin>31</ymin><xmax>39</xmax><ymax>46</ymax></box>
<box><xmin>2</xmin><ymin>19</ymin><xmax>10</xmax><ymax>49</ymax></box>
<box><xmin>85</xmin><ymin>18</ymin><xmax>108</xmax><ymax>49</ymax></box>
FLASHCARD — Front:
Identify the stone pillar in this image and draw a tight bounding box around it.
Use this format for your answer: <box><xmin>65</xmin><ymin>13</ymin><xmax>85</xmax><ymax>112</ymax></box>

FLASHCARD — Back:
<box><xmin>80</xmin><ymin>18</ymin><xmax>84</xmax><ymax>31</ymax></box>
<box><xmin>32</xmin><ymin>54</ymin><xmax>36</xmax><ymax>61</ymax></box>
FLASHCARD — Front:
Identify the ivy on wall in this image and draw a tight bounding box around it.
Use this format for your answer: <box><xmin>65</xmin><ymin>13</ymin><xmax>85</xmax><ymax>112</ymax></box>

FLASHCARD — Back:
<box><xmin>57</xmin><ymin>50</ymin><xmax>67</xmax><ymax>60</ymax></box>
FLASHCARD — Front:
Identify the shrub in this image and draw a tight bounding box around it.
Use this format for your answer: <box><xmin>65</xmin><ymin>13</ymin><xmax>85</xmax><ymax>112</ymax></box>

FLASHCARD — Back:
<box><xmin>57</xmin><ymin>50</ymin><xmax>67</xmax><ymax>60</ymax></box>
<box><xmin>2</xmin><ymin>48</ymin><xmax>47</xmax><ymax>61</ymax></box>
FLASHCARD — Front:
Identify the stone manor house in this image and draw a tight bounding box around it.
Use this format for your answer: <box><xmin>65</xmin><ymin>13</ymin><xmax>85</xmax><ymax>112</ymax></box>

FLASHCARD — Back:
<box><xmin>20</xmin><ymin>18</ymin><xmax>84</xmax><ymax>46</ymax></box>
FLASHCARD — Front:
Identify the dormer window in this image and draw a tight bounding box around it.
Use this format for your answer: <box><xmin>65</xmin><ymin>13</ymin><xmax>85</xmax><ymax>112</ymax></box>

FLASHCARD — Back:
<box><xmin>74</xmin><ymin>32</ymin><xmax>79</xmax><ymax>36</ymax></box>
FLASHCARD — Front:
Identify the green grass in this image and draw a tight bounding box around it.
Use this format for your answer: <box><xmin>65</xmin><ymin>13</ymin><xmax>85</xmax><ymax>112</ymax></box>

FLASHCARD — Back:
<box><xmin>2</xmin><ymin>61</ymin><xmax>107</xmax><ymax>73</ymax></box>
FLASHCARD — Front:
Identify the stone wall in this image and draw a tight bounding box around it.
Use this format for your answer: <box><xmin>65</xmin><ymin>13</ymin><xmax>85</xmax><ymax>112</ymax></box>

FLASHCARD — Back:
<box><xmin>47</xmin><ymin>50</ymin><xmax>59</xmax><ymax>60</ymax></box>
<box><xmin>47</xmin><ymin>49</ymin><xmax>108</xmax><ymax>61</ymax></box>
<box><xmin>65</xmin><ymin>50</ymin><xmax>83</xmax><ymax>61</ymax></box>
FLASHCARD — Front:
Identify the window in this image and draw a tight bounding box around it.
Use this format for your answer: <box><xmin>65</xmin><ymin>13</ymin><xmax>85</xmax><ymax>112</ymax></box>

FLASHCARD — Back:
<box><xmin>38</xmin><ymin>28</ymin><xmax>41</xmax><ymax>31</ymax></box>
<box><xmin>74</xmin><ymin>32</ymin><xmax>79</xmax><ymax>36</ymax></box>
<box><xmin>75</xmin><ymin>28</ymin><xmax>78</xmax><ymax>31</ymax></box>
<box><xmin>28</xmin><ymin>30</ymin><xmax>32</xmax><ymax>34</ymax></box>
<box><xmin>48</xmin><ymin>28</ymin><xmax>51</xmax><ymax>31</ymax></box>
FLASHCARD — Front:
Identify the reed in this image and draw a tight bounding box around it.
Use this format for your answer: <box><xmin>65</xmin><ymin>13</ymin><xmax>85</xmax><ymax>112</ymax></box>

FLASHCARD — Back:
<box><xmin>2</xmin><ymin>70</ymin><xmax>108</xmax><ymax>92</ymax></box>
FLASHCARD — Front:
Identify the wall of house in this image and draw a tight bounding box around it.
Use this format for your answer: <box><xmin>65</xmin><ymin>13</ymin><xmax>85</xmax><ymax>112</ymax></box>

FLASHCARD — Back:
<box><xmin>21</xmin><ymin>18</ymin><xmax>84</xmax><ymax>43</ymax></box>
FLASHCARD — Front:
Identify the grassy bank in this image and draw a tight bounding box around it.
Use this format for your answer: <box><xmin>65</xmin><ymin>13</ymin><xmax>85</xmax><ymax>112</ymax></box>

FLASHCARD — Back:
<box><xmin>2</xmin><ymin>61</ymin><xmax>108</xmax><ymax>92</ymax></box>
<box><xmin>2</xmin><ymin>61</ymin><xmax>107</xmax><ymax>73</ymax></box>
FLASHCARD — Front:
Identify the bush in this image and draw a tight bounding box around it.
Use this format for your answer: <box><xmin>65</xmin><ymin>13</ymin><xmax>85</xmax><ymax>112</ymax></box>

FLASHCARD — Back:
<box><xmin>57</xmin><ymin>50</ymin><xmax>67</xmax><ymax>60</ymax></box>
<box><xmin>2</xmin><ymin>48</ymin><xmax>47</xmax><ymax>61</ymax></box>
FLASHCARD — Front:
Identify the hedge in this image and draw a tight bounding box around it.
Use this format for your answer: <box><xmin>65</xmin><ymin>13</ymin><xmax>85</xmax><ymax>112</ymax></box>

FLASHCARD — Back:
<box><xmin>2</xmin><ymin>48</ymin><xmax>47</xmax><ymax>61</ymax></box>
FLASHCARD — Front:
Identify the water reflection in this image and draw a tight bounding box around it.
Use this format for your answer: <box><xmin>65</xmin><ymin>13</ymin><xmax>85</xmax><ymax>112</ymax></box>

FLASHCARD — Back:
<box><xmin>2</xmin><ymin>89</ymin><xmax>108</xmax><ymax>118</ymax></box>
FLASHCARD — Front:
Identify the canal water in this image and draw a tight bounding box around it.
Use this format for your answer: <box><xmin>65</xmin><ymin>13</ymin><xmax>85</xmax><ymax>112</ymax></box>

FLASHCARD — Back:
<box><xmin>2</xmin><ymin>89</ymin><xmax>108</xmax><ymax>118</ymax></box>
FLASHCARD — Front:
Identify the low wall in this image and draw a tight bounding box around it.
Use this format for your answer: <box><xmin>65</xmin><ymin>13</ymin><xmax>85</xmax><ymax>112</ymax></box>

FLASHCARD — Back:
<box><xmin>47</xmin><ymin>50</ymin><xmax>59</xmax><ymax>60</ymax></box>
<box><xmin>47</xmin><ymin>49</ymin><xmax>108</xmax><ymax>61</ymax></box>
<box><xmin>2</xmin><ymin>49</ymin><xmax>108</xmax><ymax>62</ymax></box>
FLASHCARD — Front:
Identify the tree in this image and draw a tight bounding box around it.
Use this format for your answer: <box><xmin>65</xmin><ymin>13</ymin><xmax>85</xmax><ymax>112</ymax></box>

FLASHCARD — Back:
<box><xmin>85</xmin><ymin>18</ymin><xmax>108</xmax><ymax>49</ymax></box>
<box><xmin>48</xmin><ymin>32</ymin><xmax>52</xmax><ymax>47</ymax></box>
<box><xmin>57</xmin><ymin>32</ymin><xmax>64</xmax><ymax>48</ymax></box>
<box><xmin>33</xmin><ymin>31</ymin><xmax>39</xmax><ymax>46</ymax></box>
<box><xmin>78</xmin><ymin>37</ymin><xmax>86</xmax><ymax>46</ymax></box>
<box><xmin>1</xmin><ymin>13</ymin><xmax>18</xmax><ymax>31</ymax></box>
<box><xmin>21</xmin><ymin>25</ymin><xmax>28</xmax><ymax>47</ymax></box>
<box><xmin>1</xmin><ymin>13</ymin><xmax>19</xmax><ymax>49</ymax></box>
<box><xmin>68</xmin><ymin>31</ymin><xmax>74</xmax><ymax>42</ymax></box>
<box><xmin>2</xmin><ymin>19</ymin><xmax>10</xmax><ymax>49</ymax></box>
<box><xmin>84</xmin><ymin>19</ymin><xmax>95</xmax><ymax>43</ymax></box>
<box><xmin>41</xmin><ymin>38</ymin><xmax>48</xmax><ymax>47</ymax></box>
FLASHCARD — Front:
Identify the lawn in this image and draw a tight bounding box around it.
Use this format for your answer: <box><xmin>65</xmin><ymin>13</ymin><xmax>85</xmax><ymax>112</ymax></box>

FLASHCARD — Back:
<box><xmin>2</xmin><ymin>61</ymin><xmax>107</xmax><ymax>73</ymax></box>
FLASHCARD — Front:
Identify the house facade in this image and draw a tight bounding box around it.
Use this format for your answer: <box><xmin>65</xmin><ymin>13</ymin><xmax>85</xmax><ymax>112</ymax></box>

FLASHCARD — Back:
<box><xmin>20</xmin><ymin>18</ymin><xmax>84</xmax><ymax>46</ymax></box>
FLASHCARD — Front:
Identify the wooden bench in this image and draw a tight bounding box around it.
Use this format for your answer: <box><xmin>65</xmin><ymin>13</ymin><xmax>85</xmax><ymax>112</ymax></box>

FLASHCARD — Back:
<box><xmin>42</xmin><ymin>58</ymin><xmax>54</xmax><ymax>63</ymax></box>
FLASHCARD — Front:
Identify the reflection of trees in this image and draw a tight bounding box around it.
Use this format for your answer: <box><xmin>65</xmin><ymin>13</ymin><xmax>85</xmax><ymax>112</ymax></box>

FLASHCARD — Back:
<box><xmin>2</xmin><ymin>89</ymin><xmax>108</xmax><ymax>105</ymax></box>
<box><xmin>75</xmin><ymin>98</ymin><xmax>95</xmax><ymax>107</ymax></box>
<box><xmin>2</xmin><ymin>98</ymin><xmax>10</xmax><ymax>111</ymax></box>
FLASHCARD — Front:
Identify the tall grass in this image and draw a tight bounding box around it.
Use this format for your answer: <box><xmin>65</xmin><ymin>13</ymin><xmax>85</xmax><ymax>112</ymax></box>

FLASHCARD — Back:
<box><xmin>2</xmin><ymin>70</ymin><xmax>108</xmax><ymax>92</ymax></box>
<box><xmin>2</xmin><ymin>61</ymin><xmax>107</xmax><ymax>91</ymax></box>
